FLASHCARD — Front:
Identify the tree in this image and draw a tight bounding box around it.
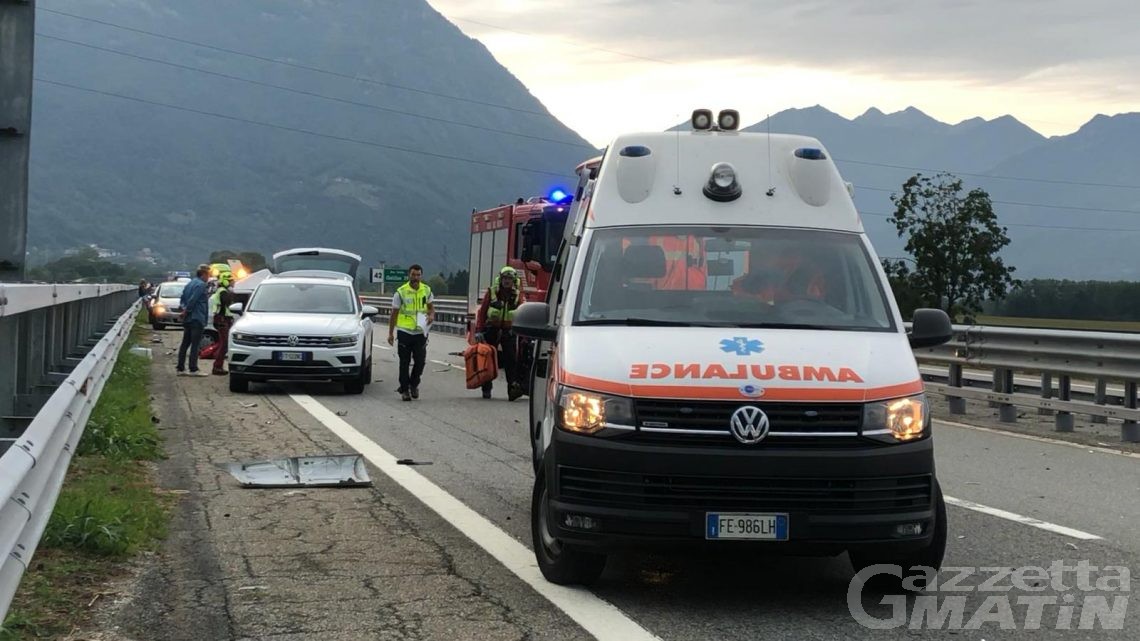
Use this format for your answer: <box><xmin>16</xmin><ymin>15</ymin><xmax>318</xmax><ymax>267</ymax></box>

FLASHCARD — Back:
<box><xmin>446</xmin><ymin>270</ymin><xmax>468</xmax><ymax>296</ymax></box>
<box><xmin>427</xmin><ymin>273</ymin><xmax>448</xmax><ymax>295</ymax></box>
<box><xmin>880</xmin><ymin>258</ymin><xmax>928</xmax><ymax>320</ymax></box>
<box><xmin>888</xmin><ymin>172</ymin><xmax>1017</xmax><ymax>318</ymax></box>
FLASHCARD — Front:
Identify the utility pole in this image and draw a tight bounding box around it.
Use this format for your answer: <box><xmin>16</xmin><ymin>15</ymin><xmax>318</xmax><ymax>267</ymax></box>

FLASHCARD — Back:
<box><xmin>0</xmin><ymin>0</ymin><xmax>34</xmax><ymax>282</ymax></box>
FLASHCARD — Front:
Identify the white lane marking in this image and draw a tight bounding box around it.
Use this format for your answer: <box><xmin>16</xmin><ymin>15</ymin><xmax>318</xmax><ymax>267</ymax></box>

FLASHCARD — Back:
<box><xmin>943</xmin><ymin>496</ymin><xmax>1103</xmax><ymax>541</ymax></box>
<box><xmin>373</xmin><ymin>345</ymin><xmax>391</xmax><ymax>351</ymax></box>
<box><xmin>430</xmin><ymin>358</ymin><xmax>464</xmax><ymax>371</ymax></box>
<box><xmin>290</xmin><ymin>394</ymin><xmax>662</xmax><ymax>641</ymax></box>
<box><xmin>934</xmin><ymin>419</ymin><xmax>1140</xmax><ymax>460</ymax></box>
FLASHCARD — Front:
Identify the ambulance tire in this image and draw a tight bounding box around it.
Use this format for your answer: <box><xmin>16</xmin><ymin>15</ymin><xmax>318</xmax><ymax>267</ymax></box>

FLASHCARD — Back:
<box><xmin>847</xmin><ymin>479</ymin><xmax>947</xmax><ymax>593</ymax></box>
<box><xmin>531</xmin><ymin>473</ymin><xmax>606</xmax><ymax>586</ymax></box>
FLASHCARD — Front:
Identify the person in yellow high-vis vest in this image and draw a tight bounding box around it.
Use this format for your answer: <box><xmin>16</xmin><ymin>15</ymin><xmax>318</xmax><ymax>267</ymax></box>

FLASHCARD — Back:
<box><xmin>387</xmin><ymin>264</ymin><xmax>434</xmax><ymax>401</ymax></box>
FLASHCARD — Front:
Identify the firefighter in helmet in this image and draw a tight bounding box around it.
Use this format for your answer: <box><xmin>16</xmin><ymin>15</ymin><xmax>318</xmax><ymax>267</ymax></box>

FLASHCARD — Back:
<box><xmin>474</xmin><ymin>265</ymin><xmax>527</xmax><ymax>400</ymax></box>
<box><xmin>209</xmin><ymin>270</ymin><xmax>235</xmax><ymax>375</ymax></box>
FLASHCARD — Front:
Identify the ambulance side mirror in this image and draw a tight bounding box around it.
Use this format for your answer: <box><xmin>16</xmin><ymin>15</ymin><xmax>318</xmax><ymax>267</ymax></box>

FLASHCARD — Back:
<box><xmin>512</xmin><ymin>302</ymin><xmax>557</xmax><ymax>341</ymax></box>
<box><xmin>908</xmin><ymin>308</ymin><xmax>953</xmax><ymax>349</ymax></box>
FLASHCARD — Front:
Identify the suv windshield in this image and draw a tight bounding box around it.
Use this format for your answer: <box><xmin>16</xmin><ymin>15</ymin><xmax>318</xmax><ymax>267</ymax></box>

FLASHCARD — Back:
<box><xmin>573</xmin><ymin>226</ymin><xmax>895</xmax><ymax>331</ymax></box>
<box><xmin>248</xmin><ymin>283</ymin><xmax>357</xmax><ymax>314</ymax></box>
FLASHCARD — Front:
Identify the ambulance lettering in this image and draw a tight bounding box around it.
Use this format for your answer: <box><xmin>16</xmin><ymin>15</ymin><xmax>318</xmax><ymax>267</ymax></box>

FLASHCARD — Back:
<box><xmin>628</xmin><ymin>363</ymin><xmax>865</xmax><ymax>383</ymax></box>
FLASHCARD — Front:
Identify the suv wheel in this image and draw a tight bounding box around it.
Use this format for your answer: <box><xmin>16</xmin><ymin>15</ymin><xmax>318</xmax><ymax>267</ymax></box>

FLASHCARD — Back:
<box><xmin>229</xmin><ymin>375</ymin><xmax>249</xmax><ymax>393</ymax></box>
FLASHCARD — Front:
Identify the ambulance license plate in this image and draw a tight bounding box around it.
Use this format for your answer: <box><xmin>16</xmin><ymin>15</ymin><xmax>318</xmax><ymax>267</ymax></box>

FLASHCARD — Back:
<box><xmin>706</xmin><ymin>513</ymin><xmax>788</xmax><ymax>540</ymax></box>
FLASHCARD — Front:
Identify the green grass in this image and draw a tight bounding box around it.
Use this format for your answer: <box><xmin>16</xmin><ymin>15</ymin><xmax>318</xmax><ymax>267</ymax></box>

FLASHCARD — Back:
<box><xmin>976</xmin><ymin>314</ymin><xmax>1140</xmax><ymax>332</ymax></box>
<box><xmin>1</xmin><ymin>311</ymin><xmax>171</xmax><ymax>640</ymax></box>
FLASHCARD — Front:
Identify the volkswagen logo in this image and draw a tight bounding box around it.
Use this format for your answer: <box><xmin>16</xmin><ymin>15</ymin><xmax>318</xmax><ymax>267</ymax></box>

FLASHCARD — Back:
<box><xmin>730</xmin><ymin>406</ymin><xmax>770</xmax><ymax>444</ymax></box>
<box><xmin>287</xmin><ymin>335</ymin><xmax>299</xmax><ymax>347</ymax></box>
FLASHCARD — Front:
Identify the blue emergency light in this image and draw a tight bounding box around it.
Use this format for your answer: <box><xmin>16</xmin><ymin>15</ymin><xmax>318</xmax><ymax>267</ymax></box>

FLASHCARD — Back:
<box><xmin>549</xmin><ymin>188</ymin><xmax>572</xmax><ymax>204</ymax></box>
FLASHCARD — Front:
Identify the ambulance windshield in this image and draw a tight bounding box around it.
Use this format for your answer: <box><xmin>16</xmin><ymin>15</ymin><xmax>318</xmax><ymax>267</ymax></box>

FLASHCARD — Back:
<box><xmin>573</xmin><ymin>226</ymin><xmax>895</xmax><ymax>331</ymax></box>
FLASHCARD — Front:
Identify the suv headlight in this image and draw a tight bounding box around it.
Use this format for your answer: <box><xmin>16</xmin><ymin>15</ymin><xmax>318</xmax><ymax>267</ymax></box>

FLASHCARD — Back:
<box><xmin>329</xmin><ymin>334</ymin><xmax>360</xmax><ymax>345</ymax></box>
<box><xmin>232</xmin><ymin>332</ymin><xmax>257</xmax><ymax>346</ymax></box>
<box><xmin>863</xmin><ymin>394</ymin><xmax>928</xmax><ymax>443</ymax></box>
<box><xmin>556</xmin><ymin>386</ymin><xmax>634</xmax><ymax>435</ymax></box>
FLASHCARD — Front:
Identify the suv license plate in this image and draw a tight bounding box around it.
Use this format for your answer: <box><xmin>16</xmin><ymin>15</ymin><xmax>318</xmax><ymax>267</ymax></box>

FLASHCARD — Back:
<box><xmin>706</xmin><ymin>513</ymin><xmax>788</xmax><ymax>540</ymax></box>
<box><xmin>277</xmin><ymin>352</ymin><xmax>305</xmax><ymax>362</ymax></box>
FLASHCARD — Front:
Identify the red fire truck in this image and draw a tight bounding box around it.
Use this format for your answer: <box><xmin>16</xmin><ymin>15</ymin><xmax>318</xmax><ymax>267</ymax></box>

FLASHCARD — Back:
<box><xmin>465</xmin><ymin>156</ymin><xmax>603</xmax><ymax>319</ymax></box>
<box><xmin>464</xmin><ymin>156</ymin><xmax>603</xmax><ymax>395</ymax></box>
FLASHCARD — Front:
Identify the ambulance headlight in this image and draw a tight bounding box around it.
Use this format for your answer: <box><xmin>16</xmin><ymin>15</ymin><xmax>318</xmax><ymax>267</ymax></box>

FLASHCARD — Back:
<box><xmin>691</xmin><ymin>108</ymin><xmax>713</xmax><ymax>131</ymax></box>
<box><xmin>703</xmin><ymin>162</ymin><xmax>742</xmax><ymax>202</ymax></box>
<box><xmin>556</xmin><ymin>386</ymin><xmax>634</xmax><ymax>435</ymax></box>
<box><xmin>863</xmin><ymin>394</ymin><xmax>928</xmax><ymax>443</ymax></box>
<box><xmin>718</xmin><ymin>109</ymin><xmax>740</xmax><ymax>131</ymax></box>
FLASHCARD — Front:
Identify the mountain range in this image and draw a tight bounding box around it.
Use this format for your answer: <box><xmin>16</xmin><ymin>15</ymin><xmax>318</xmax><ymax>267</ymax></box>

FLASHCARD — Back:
<box><xmin>735</xmin><ymin>107</ymin><xmax>1140</xmax><ymax>280</ymax></box>
<box><xmin>27</xmin><ymin>0</ymin><xmax>597</xmax><ymax>276</ymax></box>
<box><xmin>25</xmin><ymin>0</ymin><xmax>1140</xmax><ymax>281</ymax></box>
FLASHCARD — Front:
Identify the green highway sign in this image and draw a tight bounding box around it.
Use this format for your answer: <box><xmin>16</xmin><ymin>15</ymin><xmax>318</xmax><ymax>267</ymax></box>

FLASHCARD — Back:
<box><xmin>383</xmin><ymin>268</ymin><xmax>407</xmax><ymax>284</ymax></box>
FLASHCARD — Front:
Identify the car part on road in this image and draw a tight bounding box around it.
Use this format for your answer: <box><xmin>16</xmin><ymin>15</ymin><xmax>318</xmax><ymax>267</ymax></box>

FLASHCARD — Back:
<box><xmin>223</xmin><ymin>454</ymin><xmax>372</xmax><ymax>488</ymax></box>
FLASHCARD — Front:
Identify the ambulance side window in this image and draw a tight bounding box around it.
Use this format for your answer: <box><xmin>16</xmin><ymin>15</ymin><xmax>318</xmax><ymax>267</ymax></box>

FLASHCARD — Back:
<box><xmin>550</xmin><ymin>240</ymin><xmax>571</xmax><ymax>324</ymax></box>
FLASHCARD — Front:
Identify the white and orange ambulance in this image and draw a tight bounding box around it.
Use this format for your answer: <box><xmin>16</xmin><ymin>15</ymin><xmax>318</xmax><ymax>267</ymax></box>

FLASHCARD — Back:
<box><xmin>512</xmin><ymin>109</ymin><xmax>955</xmax><ymax>586</ymax></box>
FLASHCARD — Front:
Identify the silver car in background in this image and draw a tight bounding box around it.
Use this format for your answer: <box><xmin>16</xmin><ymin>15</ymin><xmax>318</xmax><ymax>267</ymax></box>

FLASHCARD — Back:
<box><xmin>148</xmin><ymin>280</ymin><xmax>188</xmax><ymax>330</ymax></box>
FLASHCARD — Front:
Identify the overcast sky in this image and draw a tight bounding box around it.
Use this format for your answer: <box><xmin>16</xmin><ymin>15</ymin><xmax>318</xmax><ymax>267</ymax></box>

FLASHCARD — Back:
<box><xmin>427</xmin><ymin>0</ymin><xmax>1140</xmax><ymax>147</ymax></box>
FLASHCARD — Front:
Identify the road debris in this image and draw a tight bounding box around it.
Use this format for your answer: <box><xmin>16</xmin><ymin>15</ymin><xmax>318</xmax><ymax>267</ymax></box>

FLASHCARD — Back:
<box><xmin>396</xmin><ymin>458</ymin><xmax>433</xmax><ymax>466</ymax></box>
<box><xmin>223</xmin><ymin>454</ymin><xmax>372</xmax><ymax>488</ymax></box>
<box><xmin>239</xmin><ymin>401</ymin><xmax>258</xmax><ymax>408</ymax></box>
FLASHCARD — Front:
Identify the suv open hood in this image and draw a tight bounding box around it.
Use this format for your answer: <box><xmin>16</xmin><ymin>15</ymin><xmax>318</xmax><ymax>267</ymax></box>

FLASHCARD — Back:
<box><xmin>272</xmin><ymin>248</ymin><xmax>361</xmax><ymax>279</ymax></box>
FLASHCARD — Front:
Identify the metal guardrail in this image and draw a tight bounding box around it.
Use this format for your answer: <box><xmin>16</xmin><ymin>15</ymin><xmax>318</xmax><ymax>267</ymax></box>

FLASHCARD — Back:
<box><xmin>912</xmin><ymin>323</ymin><xmax>1140</xmax><ymax>442</ymax></box>
<box><xmin>1</xmin><ymin>284</ymin><xmax>137</xmax><ymax>442</ymax></box>
<box><xmin>0</xmin><ymin>299</ymin><xmax>140</xmax><ymax>621</ymax></box>
<box><xmin>360</xmin><ymin>295</ymin><xmax>470</xmax><ymax>337</ymax></box>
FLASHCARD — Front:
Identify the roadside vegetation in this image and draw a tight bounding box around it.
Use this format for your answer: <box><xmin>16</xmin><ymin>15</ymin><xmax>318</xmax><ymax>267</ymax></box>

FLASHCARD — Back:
<box><xmin>0</xmin><ymin>313</ymin><xmax>171</xmax><ymax>640</ymax></box>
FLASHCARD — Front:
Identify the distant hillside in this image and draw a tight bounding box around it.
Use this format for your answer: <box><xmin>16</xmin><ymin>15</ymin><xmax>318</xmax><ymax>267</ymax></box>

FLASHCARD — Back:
<box><xmin>27</xmin><ymin>1</ymin><xmax>1140</xmax><ymax>280</ymax></box>
<box><xmin>28</xmin><ymin>0</ymin><xmax>598</xmax><ymax>274</ymax></box>
<box><xmin>688</xmin><ymin>105</ymin><xmax>1140</xmax><ymax>280</ymax></box>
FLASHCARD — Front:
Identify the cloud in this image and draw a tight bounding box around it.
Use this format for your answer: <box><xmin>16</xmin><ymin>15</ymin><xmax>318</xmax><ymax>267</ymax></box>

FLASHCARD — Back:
<box><xmin>431</xmin><ymin>0</ymin><xmax>1140</xmax><ymax>84</ymax></box>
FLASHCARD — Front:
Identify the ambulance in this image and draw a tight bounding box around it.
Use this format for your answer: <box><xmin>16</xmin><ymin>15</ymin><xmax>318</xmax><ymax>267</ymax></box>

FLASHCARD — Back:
<box><xmin>511</xmin><ymin>109</ymin><xmax>954</xmax><ymax>586</ymax></box>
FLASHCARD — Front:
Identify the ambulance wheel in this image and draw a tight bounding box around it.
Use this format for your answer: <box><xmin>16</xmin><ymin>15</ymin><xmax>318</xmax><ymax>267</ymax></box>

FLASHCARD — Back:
<box><xmin>229</xmin><ymin>375</ymin><xmax>249</xmax><ymax>394</ymax></box>
<box><xmin>848</xmin><ymin>479</ymin><xmax>947</xmax><ymax>592</ymax></box>
<box><xmin>531</xmin><ymin>473</ymin><xmax>606</xmax><ymax>586</ymax></box>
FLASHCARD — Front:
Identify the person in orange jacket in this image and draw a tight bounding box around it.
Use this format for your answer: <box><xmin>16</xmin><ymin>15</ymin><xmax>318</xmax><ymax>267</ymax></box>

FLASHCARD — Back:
<box><xmin>474</xmin><ymin>266</ymin><xmax>527</xmax><ymax>400</ymax></box>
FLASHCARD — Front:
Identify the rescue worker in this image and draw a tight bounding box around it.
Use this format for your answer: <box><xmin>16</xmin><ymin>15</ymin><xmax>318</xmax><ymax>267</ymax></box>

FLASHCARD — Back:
<box><xmin>732</xmin><ymin>249</ymin><xmax>827</xmax><ymax>303</ymax></box>
<box><xmin>646</xmin><ymin>235</ymin><xmax>707</xmax><ymax>290</ymax></box>
<box><xmin>387</xmin><ymin>264</ymin><xmax>434</xmax><ymax>401</ymax></box>
<box><xmin>209</xmin><ymin>270</ymin><xmax>235</xmax><ymax>375</ymax></box>
<box><xmin>474</xmin><ymin>265</ymin><xmax>526</xmax><ymax>400</ymax></box>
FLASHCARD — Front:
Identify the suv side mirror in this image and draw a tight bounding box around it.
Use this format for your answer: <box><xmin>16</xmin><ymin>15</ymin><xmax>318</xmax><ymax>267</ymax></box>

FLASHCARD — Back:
<box><xmin>228</xmin><ymin>302</ymin><xmax>244</xmax><ymax>315</ymax></box>
<box><xmin>361</xmin><ymin>305</ymin><xmax>379</xmax><ymax>318</ymax></box>
<box><xmin>908</xmin><ymin>308</ymin><xmax>953</xmax><ymax>348</ymax></box>
<box><xmin>512</xmin><ymin>302</ymin><xmax>556</xmax><ymax>341</ymax></box>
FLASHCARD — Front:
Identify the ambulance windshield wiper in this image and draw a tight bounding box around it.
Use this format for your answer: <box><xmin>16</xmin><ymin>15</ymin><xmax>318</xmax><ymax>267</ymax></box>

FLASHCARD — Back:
<box><xmin>735</xmin><ymin>322</ymin><xmax>835</xmax><ymax>330</ymax></box>
<box><xmin>577</xmin><ymin>318</ymin><xmax>723</xmax><ymax>327</ymax></box>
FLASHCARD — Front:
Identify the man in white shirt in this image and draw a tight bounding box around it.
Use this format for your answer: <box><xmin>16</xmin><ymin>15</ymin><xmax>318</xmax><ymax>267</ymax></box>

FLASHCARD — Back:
<box><xmin>387</xmin><ymin>264</ymin><xmax>434</xmax><ymax>401</ymax></box>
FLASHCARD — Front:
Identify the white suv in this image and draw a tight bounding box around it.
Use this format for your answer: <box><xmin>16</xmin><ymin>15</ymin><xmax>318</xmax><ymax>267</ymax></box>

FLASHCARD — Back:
<box><xmin>226</xmin><ymin>249</ymin><xmax>377</xmax><ymax>394</ymax></box>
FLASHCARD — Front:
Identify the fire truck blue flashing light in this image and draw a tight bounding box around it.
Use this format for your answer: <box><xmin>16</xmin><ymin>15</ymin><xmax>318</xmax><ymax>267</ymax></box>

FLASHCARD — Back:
<box><xmin>549</xmin><ymin>188</ymin><xmax>571</xmax><ymax>204</ymax></box>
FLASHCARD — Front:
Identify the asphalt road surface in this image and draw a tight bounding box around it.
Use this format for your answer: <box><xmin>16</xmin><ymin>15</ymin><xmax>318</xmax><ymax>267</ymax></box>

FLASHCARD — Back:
<box><xmin>254</xmin><ymin>330</ymin><xmax>1138</xmax><ymax>640</ymax></box>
